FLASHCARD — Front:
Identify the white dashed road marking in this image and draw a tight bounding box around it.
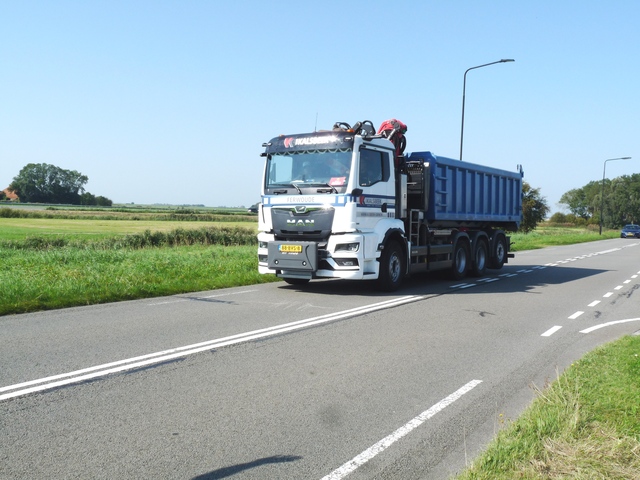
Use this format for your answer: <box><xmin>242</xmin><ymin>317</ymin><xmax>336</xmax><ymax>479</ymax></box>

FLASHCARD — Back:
<box><xmin>541</xmin><ymin>326</ymin><xmax>563</xmax><ymax>337</ymax></box>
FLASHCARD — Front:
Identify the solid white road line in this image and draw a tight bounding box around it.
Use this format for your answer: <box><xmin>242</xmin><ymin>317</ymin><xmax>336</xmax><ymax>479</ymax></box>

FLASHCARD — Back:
<box><xmin>580</xmin><ymin>318</ymin><xmax>640</xmax><ymax>334</ymax></box>
<box><xmin>320</xmin><ymin>380</ymin><xmax>482</xmax><ymax>480</ymax></box>
<box><xmin>1</xmin><ymin>296</ymin><xmax>423</xmax><ymax>402</ymax></box>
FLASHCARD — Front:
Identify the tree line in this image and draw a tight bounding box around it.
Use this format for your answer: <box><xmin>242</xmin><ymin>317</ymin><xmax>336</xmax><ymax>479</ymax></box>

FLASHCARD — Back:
<box><xmin>556</xmin><ymin>173</ymin><xmax>640</xmax><ymax>228</ymax></box>
<box><xmin>7</xmin><ymin>163</ymin><xmax>113</xmax><ymax>206</ymax></box>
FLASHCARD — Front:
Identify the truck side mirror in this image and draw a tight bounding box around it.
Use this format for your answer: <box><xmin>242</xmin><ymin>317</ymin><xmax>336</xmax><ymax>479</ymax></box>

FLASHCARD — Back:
<box><xmin>351</xmin><ymin>188</ymin><xmax>363</xmax><ymax>197</ymax></box>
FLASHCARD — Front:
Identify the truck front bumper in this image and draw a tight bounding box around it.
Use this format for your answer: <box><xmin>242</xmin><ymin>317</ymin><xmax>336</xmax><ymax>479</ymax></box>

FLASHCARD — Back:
<box><xmin>257</xmin><ymin>233</ymin><xmax>380</xmax><ymax>281</ymax></box>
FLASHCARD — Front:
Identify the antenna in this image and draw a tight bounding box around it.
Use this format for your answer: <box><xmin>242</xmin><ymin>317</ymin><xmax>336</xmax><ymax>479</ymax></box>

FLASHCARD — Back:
<box><xmin>314</xmin><ymin>112</ymin><xmax>318</xmax><ymax>132</ymax></box>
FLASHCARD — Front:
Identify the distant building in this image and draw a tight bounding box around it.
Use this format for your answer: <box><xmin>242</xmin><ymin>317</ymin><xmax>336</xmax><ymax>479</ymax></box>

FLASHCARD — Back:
<box><xmin>2</xmin><ymin>188</ymin><xmax>18</xmax><ymax>201</ymax></box>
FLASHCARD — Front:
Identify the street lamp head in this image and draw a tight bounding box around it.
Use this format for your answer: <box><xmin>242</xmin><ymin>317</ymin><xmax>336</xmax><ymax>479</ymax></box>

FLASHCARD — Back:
<box><xmin>500</xmin><ymin>59</ymin><xmax>515</xmax><ymax>63</ymax></box>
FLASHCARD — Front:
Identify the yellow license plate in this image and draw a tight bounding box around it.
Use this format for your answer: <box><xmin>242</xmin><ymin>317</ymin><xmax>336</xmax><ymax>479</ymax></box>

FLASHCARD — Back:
<box><xmin>279</xmin><ymin>244</ymin><xmax>302</xmax><ymax>253</ymax></box>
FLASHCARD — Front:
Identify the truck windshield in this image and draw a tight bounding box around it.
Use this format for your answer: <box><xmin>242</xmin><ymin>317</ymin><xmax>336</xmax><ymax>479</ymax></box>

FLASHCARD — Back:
<box><xmin>266</xmin><ymin>149</ymin><xmax>352</xmax><ymax>191</ymax></box>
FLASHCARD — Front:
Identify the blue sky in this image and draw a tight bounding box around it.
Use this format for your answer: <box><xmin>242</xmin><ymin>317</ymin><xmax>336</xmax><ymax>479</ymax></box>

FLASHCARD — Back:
<box><xmin>2</xmin><ymin>1</ymin><xmax>638</xmax><ymax>211</ymax></box>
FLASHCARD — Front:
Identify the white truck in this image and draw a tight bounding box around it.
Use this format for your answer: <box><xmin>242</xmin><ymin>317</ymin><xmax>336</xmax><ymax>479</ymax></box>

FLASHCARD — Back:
<box><xmin>257</xmin><ymin>120</ymin><xmax>523</xmax><ymax>291</ymax></box>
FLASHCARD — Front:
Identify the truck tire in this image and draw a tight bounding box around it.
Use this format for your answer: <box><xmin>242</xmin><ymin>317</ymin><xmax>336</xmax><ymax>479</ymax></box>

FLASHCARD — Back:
<box><xmin>471</xmin><ymin>238</ymin><xmax>488</xmax><ymax>277</ymax></box>
<box><xmin>450</xmin><ymin>240</ymin><xmax>470</xmax><ymax>280</ymax></box>
<box><xmin>377</xmin><ymin>240</ymin><xmax>404</xmax><ymax>291</ymax></box>
<box><xmin>489</xmin><ymin>234</ymin><xmax>507</xmax><ymax>269</ymax></box>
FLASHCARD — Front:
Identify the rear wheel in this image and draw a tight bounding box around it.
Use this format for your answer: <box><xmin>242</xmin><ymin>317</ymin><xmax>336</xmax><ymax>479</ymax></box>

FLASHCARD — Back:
<box><xmin>450</xmin><ymin>240</ymin><xmax>470</xmax><ymax>280</ymax></box>
<box><xmin>489</xmin><ymin>234</ymin><xmax>507</xmax><ymax>269</ymax></box>
<box><xmin>377</xmin><ymin>240</ymin><xmax>404</xmax><ymax>291</ymax></box>
<box><xmin>471</xmin><ymin>239</ymin><xmax>488</xmax><ymax>277</ymax></box>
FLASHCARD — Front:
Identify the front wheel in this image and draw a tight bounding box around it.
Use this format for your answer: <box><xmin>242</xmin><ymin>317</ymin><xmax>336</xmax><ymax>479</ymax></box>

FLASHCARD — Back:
<box><xmin>377</xmin><ymin>240</ymin><xmax>405</xmax><ymax>291</ymax></box>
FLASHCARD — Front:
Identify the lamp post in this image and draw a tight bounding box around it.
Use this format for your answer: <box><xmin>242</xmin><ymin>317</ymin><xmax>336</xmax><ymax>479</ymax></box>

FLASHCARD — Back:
<box><xmin>600</xmin><ymin>156</ymin><xmax>631</xmax><ymax>234</ymax></box>
<box><xmin>459</xmin><ymin>59</ymin><xmax>514</xmax><ymax>161</ymax></box>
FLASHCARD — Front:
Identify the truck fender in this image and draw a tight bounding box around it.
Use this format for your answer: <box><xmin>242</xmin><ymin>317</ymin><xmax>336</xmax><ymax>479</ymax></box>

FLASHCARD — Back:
<box><xmin>378</xmin><ymin>228</ymin><xmax>409</xmax><ymax>274</ymax></box>
<box><xmin>450</xmin><ymin>230</ymin><xmax>471</xmax><ymax>248</ymax></box>
<box><xmin>450</xmin><ymin>231</ymin><xmax>471</xmax><ymax>261</ymax></box>
<box><xmin>376</xmin><ymin>229</ymin><xmax>408</xmax><ymax>291</ymax></box>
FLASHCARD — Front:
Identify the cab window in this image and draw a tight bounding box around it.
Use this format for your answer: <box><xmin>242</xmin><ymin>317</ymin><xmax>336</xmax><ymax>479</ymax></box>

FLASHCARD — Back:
<box><xmin>359</xmin><ymin>149</ymin><xmax>387</xmax><ymax>186</ymax></box>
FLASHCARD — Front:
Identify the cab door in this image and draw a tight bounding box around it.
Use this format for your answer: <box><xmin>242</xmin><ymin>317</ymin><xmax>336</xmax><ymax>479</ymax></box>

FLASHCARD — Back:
<box><xmin>355</xmin><ymin>146</ymin><xmax>396</xmax><ymax>229</ymax></box>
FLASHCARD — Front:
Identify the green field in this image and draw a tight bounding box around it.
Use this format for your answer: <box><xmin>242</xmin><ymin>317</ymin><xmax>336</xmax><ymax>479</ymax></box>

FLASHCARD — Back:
<box><xmin>0</xmin><ymin>206</ymin><xmax>265</xmax><ymax>315</ymax></box>
<box><xmin>0</xmin><ymin>217</ymin><xmax>256</xmax><ymax>242</ymax></box>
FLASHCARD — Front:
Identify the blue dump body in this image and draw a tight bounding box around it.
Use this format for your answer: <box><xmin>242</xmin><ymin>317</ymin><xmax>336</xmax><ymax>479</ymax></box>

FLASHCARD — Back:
<box><xmin>406</xmin><ymin>151</ymin><xmax>523</xmax><ymax>229</ymax></box>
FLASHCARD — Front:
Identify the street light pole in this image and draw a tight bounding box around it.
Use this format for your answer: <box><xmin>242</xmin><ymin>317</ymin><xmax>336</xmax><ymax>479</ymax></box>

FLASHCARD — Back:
<box><xmin>600</xmin><ymin>156</ymin><xmax>631</xmax><ymax>234</ymax></box>
<box><xmin>459</xmin><ymin>59</ymin><xmax>514</xmax><ymax>161</ymax></box>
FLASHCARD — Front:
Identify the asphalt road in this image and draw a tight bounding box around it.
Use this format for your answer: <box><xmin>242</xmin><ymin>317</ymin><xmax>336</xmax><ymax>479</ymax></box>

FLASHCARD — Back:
<box><xmin>2</xmin><ymin>239</ymin><xmax>639</xmax><ymax>479</ymax></box>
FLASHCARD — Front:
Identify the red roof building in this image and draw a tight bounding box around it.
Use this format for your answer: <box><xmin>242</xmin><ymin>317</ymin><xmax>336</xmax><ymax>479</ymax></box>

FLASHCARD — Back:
<box><xmin>2</xmin><ymin>188</ymin><xmax>18</xmax><ymax>201</ymax></box>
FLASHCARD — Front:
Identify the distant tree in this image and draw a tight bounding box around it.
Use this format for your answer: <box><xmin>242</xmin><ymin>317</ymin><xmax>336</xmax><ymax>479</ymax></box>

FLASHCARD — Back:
<box><xmin>9</xmin><ymin>163</ymin><xmax>88</xmax><ymax>204</ymax></box>
<box><xmin>95</xmin><ymin>195</ymin><xmax>113</xmax><ymax>207</ymax></box>
<box><xmin>0</xmin><ymin>190</ymin><xmax>6</xmax><ymax>201</ymax></box>
<box><xmin>558</xmin><ymin>182</ymin><xmax>600</xmax><ymax>220</ymax></box>
<box><xmin>548</xmin><ymin>212</ymin><xmax>567</xmax><ymax>224</ymax></box>
<box><xmin>520</xmin><ymin>181</ymin><xmax>549</xmax><ymax>233</ymax></box>
<box><xmin>79</xmin><ymin>192</ymin><xmax>113</xmax><ymax>207</ymax></box>
<box><xmin>559</xmin><ymin>174</ymin><xmax>640</xmax><ymax>229</ymax></box>
<box><xmin>605</xmin><ymin>174</ymin><xmax>640</xmax><ymax>227</ymax></box>
<box><xmin>80</xmin><ymin>192</ymin><xmax>97</xmax><ymax>205</ymax></box>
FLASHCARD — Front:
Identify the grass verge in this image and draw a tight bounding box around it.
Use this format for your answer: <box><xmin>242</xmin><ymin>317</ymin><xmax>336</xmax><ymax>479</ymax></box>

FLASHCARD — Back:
<box><xmin>456</xmin><ymin>335</ymin><xmax>640</xmax><ymax>479</ymax></box>
<box><xmin>0</xmin><ymin>243</ymin><xmax>279</xmax><ymax>316</ymax></box>
<box><xmin>0</xmin><ymin>226</ymin><xmax>275</xmax><ymax>316</ymax></box>
<box><xmin>510</xmin><ymin>226</ymin><xmax>620</xmax><ymax>251</ymax></box>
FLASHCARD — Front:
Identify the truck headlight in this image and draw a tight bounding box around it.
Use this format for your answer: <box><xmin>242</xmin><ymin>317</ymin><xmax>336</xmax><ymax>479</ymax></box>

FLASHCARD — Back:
<box><xmin>335</xmin><ymin>242</ymin><xmax>360</xmax><ymax>252</ymax></box>
<box><xmin>258</xmin><ymin>241</ymin><xmax>268</xmax><ymax>249</ymax></box>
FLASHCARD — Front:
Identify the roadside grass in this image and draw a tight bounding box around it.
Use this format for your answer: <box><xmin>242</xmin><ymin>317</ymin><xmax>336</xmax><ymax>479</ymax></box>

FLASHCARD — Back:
<box><xmin>0</xmin><ymin>243</ymin><xmax>278</xmax><ymax>316</ymax></box>
<box><xmin>456</xmin><ymin>335</ymin><xmax>640</xmax><ymax>479</ymax></box>
<box><xmin>0</xmin><ymin>224</ymin><xmax>273</xmax><ymax>316</ymax></box>
<box><xmin>510</xmin><ymin>226</ymin><xmax>621</xmax><ymax>251</ymax></box>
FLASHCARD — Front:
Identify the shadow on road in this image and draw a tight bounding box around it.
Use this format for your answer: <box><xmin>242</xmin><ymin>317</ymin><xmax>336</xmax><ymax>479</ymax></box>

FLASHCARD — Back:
<box><xmin>192</xmin><ymin>454</ymin><xmax>302</xmax><ymax>479</ymax></box>
<box><xmin>276</xmin><ymin>263</ymin><xmax>607</xmax><ymax>298</ymax></box>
